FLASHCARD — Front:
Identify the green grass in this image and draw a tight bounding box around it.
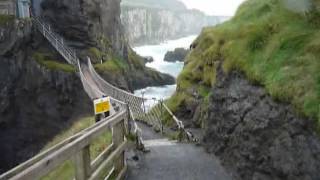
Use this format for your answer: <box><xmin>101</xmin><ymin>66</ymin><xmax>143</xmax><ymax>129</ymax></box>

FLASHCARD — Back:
<box><xmin>0</xmin><ymin>15</ymin><xmax>15</xmax><ymax>26</ymax></box>
<box><xmin>33</xmin><ymin>52</ymin><xmax>76</xmax><ymax>73</ymax></box>
<box><xmin>88</xmin><ymin>47</ymin><xmax>103</xmax><ymax>61</ymax></box>
<box><xmin>172</xmin><ymin>0</ymin><xmax>320</xmax><ymax>126</ymax></box>
<box><xmin>41</xmin><ymin>117</ymin><xmax>112</xmax><ymax>180</ymax></box>
<box><xmin>128</xmin><ymin>48</ymin><xmax>145</xmax><ymax>70</ymax></box>
<box><xmin>95</xmin><ymin>54</ymin><xmax>128</xmax><ymax>73</ymax></box>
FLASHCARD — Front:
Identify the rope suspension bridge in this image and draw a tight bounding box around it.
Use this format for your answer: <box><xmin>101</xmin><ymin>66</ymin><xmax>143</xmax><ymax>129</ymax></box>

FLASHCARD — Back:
<box><xmin>0</xmin><ymin>16</ymin><xmax>195</xmax><ymax>180</ymax></box>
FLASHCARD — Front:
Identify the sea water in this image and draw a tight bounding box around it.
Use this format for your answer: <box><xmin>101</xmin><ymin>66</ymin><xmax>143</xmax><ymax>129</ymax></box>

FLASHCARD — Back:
<box><xmin>133</xmin><ymin>35</ymin><xmax>197</xmax><ymax>103</ymax></box>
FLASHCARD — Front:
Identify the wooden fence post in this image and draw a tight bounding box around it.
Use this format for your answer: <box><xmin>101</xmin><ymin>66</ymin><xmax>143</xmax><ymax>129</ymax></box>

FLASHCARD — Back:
<box><xmin>160</xmin><ymin>100</ymin><xmax>164</xmax><ymax>134</ymax></box>
<box><xmin>126</xmin><ymin>104</ymin><xmax>131</xmax><ymax>136</ymax></box>
<box><xmin>73</xmin><ymin>145</ymin><xmax>91</xmax><ymax>180</ymax></box>
<box><xmin>113</xmin><ymin>119</ymin><xmax>125</xmax><ymax>175</ymax></box>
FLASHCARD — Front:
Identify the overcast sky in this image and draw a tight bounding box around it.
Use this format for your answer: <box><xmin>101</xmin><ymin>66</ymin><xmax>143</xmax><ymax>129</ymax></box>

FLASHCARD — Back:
<box><xmin>178</xmin><ymin>0</ymin><xmax>246</xmax><ymax>16</ymax></box>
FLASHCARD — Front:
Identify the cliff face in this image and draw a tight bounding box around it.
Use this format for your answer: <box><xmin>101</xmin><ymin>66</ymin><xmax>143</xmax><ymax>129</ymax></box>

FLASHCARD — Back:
<box><xmin>203</xmin><ymin>69</ymin><xmax>320</xmax><ymax>180</ymax></box>
<box><xmin>42</xmin><ymin>0</ymin><xmax>126</xmax><ymax>56</ymax></box>
<box><xmin>121</xmin><ymin>5</ymin><xmax>228</xmax><ymax>45</ymax></box>
<box><xmin>0</xmin><ymin>19</ymin><xmax>92</xmax><ymax>173</ymax></box>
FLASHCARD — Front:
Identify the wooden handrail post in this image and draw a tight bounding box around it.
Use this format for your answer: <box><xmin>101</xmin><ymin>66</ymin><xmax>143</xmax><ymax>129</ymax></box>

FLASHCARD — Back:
<box><xmin>160</xmin><ymin>100</ymin><xmax>164</xmax><ymax>134</ymax></box>
<box><xmin>73</xmin><ymin>145</ymin><xmax>91</xmax><ymax>180</ymax></box>
<box><xmin>125</xmin><ymin>104</ymin><xmax>131</xmax><ymax>136</ymax></box>
<box><xmin>113</xmin><ymin>120</ymin><xmax>125</xmax><ymax>176</ymax></box>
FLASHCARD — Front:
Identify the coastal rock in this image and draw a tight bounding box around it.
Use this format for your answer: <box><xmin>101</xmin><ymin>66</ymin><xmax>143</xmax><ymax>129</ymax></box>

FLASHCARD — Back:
<box><xmin>202</xmin><ymin>70</ymin><xmax>320</xmax><ymax>180</ymax></box>
<box><xmin>42</xmin><ymin>0</ymin><xmax>126</xmax><ymax>55</ymax></box>
<box><xmin>142</xmin><ymin>56</ymin><xmax>154</xmax><ymax>64</ymax></box>
<box><xmin>164</xmin><ymin>48</ymin><xmax>189</xmax><ymax>62</ymax></box>
<box><xmin>0</xmin><ymin>22</ymin><xmax>91</xmax><ymax>172</ymax></box>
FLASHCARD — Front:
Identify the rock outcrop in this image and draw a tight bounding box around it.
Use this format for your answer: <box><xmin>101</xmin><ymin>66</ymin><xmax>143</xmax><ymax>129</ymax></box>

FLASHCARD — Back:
<box><xmin>42</xmin><ymin>0</ymin><xmax>126</xmax><ymax>55</ymax></box>
<box><xmin>142</xmin><ymin>56</ymin><xmax>154</xmax><ymax>64</ymax></box>
<box><xmin>202</xmin><ymin>69</ymin><xmax>320</xmax><ymax>180</ymax></box>
<box><xmin>164</xmin><ymin>48</ymin><xmax>189</xmax><ymax>62</ymax></box>
<box><xmin>0</xmin><ymin>19</ymin><xmax>92</xmax><ymax>173</ymax></box>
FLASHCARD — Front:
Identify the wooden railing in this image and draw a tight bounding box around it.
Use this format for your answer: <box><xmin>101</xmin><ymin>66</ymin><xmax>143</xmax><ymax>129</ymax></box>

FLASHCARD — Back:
<box><xmin>0</xmin><ymin>110</ymin><xmax>129</xmax><ymax>180</ymax></box>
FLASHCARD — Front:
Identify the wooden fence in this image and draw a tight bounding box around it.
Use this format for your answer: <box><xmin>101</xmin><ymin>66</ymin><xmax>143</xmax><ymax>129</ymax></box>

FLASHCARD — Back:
<box><xmin>0</xmin><ymin>110</ymin><xmax>129</xmax><ymax>180</ymax></box>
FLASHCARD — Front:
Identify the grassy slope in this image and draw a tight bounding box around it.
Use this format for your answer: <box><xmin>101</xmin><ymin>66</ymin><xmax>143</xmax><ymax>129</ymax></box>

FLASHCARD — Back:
<box><xmin>40</xmin><ymin>117</ymin><xmax>112</xmax><ymax>180</ymax></box>
<box><xmin>0</xmin><ymin>15</ymin><xmax>15</xmax><ymax>25</ymax></box>
<box><xmin>94</xmin><ymin>49</ymin><xmax>144</xmax><ymax>73</ymax></box>
<box><xmin>169</xmin><ymin>0</ymin><xmax>320</xmax><ymax>126</ymax></box>
<box><xmin>33</xmin><ymin>52</ymin><xmax>76</xmax><ymax>73</ymax></box>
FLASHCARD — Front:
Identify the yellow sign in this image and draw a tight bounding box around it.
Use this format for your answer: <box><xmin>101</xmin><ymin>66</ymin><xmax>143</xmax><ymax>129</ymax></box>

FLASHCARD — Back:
<box><xmin>94</xmin><ymin>97</ymin><xmax>111</xmax><ymax>115</ymax></box>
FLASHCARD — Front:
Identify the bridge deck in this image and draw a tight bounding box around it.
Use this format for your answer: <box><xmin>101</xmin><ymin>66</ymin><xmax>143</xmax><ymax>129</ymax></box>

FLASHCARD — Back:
<box><xmin>125</xmin><ymin>123</ymin><xmax>232</xmax><ymax>180</ymax></box>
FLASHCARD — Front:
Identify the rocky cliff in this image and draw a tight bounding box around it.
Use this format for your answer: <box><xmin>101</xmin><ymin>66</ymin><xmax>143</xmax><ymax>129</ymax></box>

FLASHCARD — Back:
<box><xmin>0</xmin><ymin>0</ymin><xmax>174</xmax><ymax>173</ymax></box>
<box><xmin>121</xmin><ymin>3</ymin><xmax>228</xmax><ymax>45</ymax></box>
<box><xmin>203</xmin><ymin>68</ymin><xmax>320</xmax><ymax>180</ymax></box>
<box><xmin>0</xmin><ymin>18</ymin><xmax>92</xmax><ymax>173</ymax></box>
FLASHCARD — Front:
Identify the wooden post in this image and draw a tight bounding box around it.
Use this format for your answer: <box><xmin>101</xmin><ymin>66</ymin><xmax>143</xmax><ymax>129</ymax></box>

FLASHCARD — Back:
<box><xmin>113</xmin><ymin>120</ymin><xmax>125</xmax><ymax>175</ymax></box>
<box><xmin>160</xmin><ymin>100</ymin><xmax>164</xmax><ymax>134</ymax></box>
<box><xmin>73</xmin><ymin>145</ymin><xmax>91</xmax><ymax>180</ymax></box>
<box><xmin>126</xmin><ymin>104</ymin><xmax>131</xmax><ymax>135</ymax></box>
<box><xmin>141</xmin><ymin>92</ymin><xmax>146</xmax><ymax>114</ymax></box>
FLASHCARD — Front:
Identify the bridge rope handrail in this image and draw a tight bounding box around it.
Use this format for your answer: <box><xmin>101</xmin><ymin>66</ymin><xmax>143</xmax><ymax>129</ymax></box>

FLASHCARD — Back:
<box><xmin>78</xmin><ymin>59</ymin><xmax>145</xmax><ymax>148</ymax></box>
<box><xmin>32</xmin><ymin>15</ymin><xmax>194</xmax><ymax>140</ymax></box>
<box><xmin>32</xmin><ymin>16</ymin><xmax>78</xmax><ymax>65</ymax></box>
<box><xmin>87</xmin><ymin>58</ymin><xmax>145</xmax><ymax>101</ymax></box>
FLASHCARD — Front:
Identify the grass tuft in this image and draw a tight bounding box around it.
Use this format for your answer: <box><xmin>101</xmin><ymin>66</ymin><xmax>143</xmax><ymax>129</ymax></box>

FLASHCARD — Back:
<box><xmin>0</xmin><ymin>15</ymin><xmax>15</xmax><ymax>26</ymax></box>
<box><xmin>33</xmin><ymin>52</ymin><xmax>76</xmax><ymax>73</ymax></box>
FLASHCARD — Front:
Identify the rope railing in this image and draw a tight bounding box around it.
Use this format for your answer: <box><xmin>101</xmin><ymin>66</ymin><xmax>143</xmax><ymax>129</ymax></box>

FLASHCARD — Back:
<box><xmin>86</xmin><ymin>57</ymin><xmax>195</xmax><ymax>140</ymax></box>
<box><xmin>78</xmin><ymin>59</ymin><xmax>145</xmax><ymax>149</ymax></box>
<box><xmin>32</xmin><ymin>17</ymin><xmax>78</xmax><ymax>66</ymax></box>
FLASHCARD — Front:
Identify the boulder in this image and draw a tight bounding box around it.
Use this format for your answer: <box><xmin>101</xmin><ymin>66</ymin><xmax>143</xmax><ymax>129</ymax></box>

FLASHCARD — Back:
<box><xmin>164</xmin><ymin>48</ymin><xmax>189</xmax><ymax>62</ymax></box>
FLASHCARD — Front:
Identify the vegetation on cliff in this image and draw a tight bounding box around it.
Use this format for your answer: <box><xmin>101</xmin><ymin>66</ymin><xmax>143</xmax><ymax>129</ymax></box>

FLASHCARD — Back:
<box><xmin>0</xmin><ymin>15</ymin><xmax>15</xmax><ymax>25</ymax></box>
<box><xmin>33</xmin><ymin>52</ymin><xmax>76</xmax><ymax>73</ymax></box>
<box><xmin>169</xmin><ymin>0</ymin><xmax>320</xmax><ymax>127</ymax></box>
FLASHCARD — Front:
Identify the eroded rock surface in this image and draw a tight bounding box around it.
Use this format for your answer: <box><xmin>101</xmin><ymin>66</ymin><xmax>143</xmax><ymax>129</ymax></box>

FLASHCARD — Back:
<box><xmin>203</xmin><ymin>69</ymin><xmax>320</xmax><ymax>180</ymax></box>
